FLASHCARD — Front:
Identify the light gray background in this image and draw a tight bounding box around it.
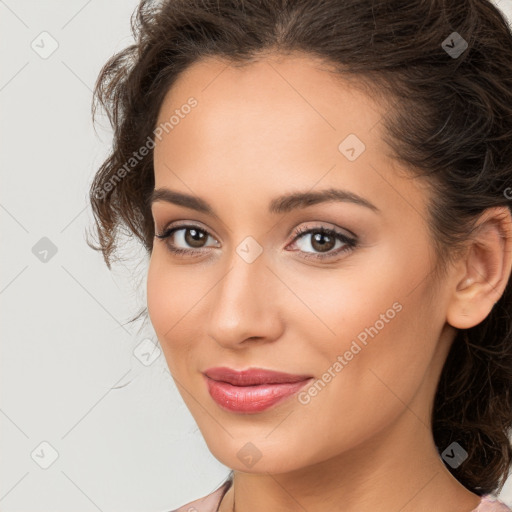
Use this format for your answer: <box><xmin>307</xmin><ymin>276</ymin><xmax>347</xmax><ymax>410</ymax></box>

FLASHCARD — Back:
<box><xmin>1</xmin><ymin>1</ymin><xmax>512</xmax><ymax>511</ymax></box>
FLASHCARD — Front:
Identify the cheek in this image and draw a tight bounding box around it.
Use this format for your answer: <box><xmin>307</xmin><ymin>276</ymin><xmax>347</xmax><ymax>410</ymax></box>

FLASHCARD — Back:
<box><xmin>291</xmin><ymin>241</ymin><xmax>440</xmax><ymax>399</ymax></box>
<box><xmin>278</xmin><ymin>245</ymin><xmax>423</xmax><ymax>357</ymax></box>
<box><xmin>146</xmin><ymin>254</ymin><xmax>196</xmax><ymax>371</ymax></box>
<box><xmin>146</xmin><ymin>255</ymin><xmax>169</xmax><ymax>335</ymax></box>
<box><xmin>281</xmin><ymin>272</ymin><xmax>439</xmax><ymax>460</ymax></box>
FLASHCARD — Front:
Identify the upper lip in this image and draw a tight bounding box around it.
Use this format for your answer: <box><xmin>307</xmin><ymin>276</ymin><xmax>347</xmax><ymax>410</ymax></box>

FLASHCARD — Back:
<box><xmin>203</xmin><ymin>367</ymin><xmax>313</xmax><ymax>386</ymax></box>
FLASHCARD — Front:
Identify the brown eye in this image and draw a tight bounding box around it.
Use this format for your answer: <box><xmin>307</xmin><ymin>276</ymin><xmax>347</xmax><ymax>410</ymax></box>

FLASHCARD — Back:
<box><xmin>155</xmin><ymin>223</ymin><xmax>357</xmax><ymax>261</ymax></box>
<box><xmin>288</xmin><ymin>226</ymin><xmax>357</xmax><ymax>261</ymax></box>
<box><xmin>155</xmin><ymin>224</ymin><xmax>220</xmax><ymax>256</ymax></box>
<box><xmin>310</xmin><ymin>231</ymin><xmax>336</xmax><ymax>253</ymax></box>
<box><xmin>182</xmin><ymin>227</ymin><xmax>208</xmax><ymax>248</ymax></box>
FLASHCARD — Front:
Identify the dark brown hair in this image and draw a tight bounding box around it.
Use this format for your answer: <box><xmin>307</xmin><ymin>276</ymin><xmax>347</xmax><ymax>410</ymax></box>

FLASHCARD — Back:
<box><xmin>87</xmin><ymin>0</ymin><xmax>512</xmax><ymax>496</ymax></box>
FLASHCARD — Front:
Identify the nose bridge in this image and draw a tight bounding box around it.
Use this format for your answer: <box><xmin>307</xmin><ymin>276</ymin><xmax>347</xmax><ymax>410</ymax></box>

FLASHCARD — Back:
<box><xmin>207</xmin><ymin>239</ymin><xmax>282</xmax><ymax>346</ymax></box>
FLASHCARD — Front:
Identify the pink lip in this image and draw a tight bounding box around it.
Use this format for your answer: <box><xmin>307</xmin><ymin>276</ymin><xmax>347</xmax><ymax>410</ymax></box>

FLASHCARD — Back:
<box><xmin>203</xmin><ymin>367</ymin><xmax>313</xmax><ymax>413</ymax></box>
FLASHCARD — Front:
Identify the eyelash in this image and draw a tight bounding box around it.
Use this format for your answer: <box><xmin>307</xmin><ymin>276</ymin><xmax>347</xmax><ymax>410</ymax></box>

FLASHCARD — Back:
<box><xmin>154</xmin><ymin>223</ymin><xmax>358</xmax><ymax>261</ymax></box>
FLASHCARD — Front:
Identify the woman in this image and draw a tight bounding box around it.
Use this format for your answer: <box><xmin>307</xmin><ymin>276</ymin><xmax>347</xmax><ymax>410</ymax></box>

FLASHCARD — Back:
<box><xmin>88</xmin><ymin>0</ymin><xmax>512</xmax><ymax>510</ymax></box>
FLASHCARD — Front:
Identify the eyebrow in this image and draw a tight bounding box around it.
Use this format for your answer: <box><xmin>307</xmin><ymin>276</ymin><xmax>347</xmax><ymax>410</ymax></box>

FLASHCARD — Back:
<box><xmin>149</xmin><ymin>187</ymin><xmax>380</xmax><ymax>217</ymax></box>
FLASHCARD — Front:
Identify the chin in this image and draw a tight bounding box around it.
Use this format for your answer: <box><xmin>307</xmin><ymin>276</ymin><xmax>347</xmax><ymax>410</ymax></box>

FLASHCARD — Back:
<box><xmin>204</xmin><ymin>436</ymin><xmax>308</xmax><ymax>475</ymax></box>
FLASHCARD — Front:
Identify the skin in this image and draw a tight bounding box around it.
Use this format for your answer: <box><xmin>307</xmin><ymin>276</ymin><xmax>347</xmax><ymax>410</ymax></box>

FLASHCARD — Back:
<box><xmin>146</xmin><ymin>53</ymin><xmax>512</xmax><ymax>512</ymax></box>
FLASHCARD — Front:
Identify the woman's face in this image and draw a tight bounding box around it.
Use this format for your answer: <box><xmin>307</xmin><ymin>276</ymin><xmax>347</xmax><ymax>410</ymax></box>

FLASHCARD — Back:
<box><xmin>147</xmin><ymin>54</ymin><xmax>458</xmax><ymax>473</ymax></box>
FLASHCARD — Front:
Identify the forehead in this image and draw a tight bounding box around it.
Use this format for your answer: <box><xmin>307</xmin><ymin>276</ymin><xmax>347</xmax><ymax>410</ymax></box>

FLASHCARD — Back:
<box><xmin>154</xmin><ymin>54</ymin><xmax>391</xmax><ymax>164</ymax></box>
<box><xmin>152</xmin><ymin>53</ymin><xmax>430</xmax><ymax>223</ymax></box>
<box><xmin>160</xmin><ymin>53</ymin><xmax>386</xmax><ymax>129</ymax></box>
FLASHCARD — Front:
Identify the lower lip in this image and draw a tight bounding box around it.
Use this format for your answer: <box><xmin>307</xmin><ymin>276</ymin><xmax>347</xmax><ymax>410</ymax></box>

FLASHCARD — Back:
<box><xmin>204</xmin><ymin>376</ymin><xmax>311</xmax><ymax>413</ymax></box>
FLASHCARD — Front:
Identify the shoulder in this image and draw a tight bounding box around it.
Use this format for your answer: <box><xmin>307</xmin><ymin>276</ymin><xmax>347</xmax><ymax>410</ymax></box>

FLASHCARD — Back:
<box><xmin>166</xmin><ymin>484</ymin><xmax>511</xmax><ymax>512</ymax></box>
<box><xmin>474</xmin><ymin>495</ymin><xmax>512</xmax><ymax>511</ymax></box>
<box><xmin>167</xmin><ymin>478</ymin><xmax>233</xmax><ymax>512</ymax></box>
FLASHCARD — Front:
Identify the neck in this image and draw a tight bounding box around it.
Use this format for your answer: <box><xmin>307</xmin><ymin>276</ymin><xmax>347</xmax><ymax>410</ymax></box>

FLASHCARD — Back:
<box><xmin>220</xmin><ymin>410</ymin><xmax>481</xmax><ymax>512</ymax></box>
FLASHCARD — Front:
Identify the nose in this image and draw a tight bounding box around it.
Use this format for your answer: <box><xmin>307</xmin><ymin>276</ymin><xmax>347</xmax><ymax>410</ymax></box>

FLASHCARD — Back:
<box><xmin>206</xmin><ymin>248</ymin><xmax>284</xmax><ymax>350</ymax></box>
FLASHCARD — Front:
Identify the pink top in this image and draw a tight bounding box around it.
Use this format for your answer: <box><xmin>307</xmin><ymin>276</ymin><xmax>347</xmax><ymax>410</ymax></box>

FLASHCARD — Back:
<box><xmin>168</xmin><ymin>479</ymin><xmax>512</xmax><ymax>512</ymax></box>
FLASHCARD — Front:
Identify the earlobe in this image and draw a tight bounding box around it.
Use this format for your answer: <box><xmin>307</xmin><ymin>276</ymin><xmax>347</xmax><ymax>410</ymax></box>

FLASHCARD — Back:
<box><xmin>446</xmin><ymin>206</ymin><xmax>512</xmax><ymax>330</ymax></box>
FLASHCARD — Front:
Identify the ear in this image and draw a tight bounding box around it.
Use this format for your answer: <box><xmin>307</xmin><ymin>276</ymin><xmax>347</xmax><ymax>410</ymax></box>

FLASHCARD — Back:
<box><xmin>446</xmin><ymin>206</ymin><xmax>512</xmax><ymax>329</ymax></box>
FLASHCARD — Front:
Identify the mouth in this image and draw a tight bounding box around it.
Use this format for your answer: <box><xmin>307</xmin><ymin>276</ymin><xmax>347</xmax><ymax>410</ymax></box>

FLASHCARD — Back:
<box><xmin>203</xmin><ymin>367</ymin><xmax>313</xmax><ymax>414</ymax></box>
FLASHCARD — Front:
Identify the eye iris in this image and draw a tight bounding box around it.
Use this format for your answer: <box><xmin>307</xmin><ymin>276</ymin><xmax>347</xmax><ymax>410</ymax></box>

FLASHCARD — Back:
<box><xmin>311</xmin><ymin>231</ymin><xmax>335</xmax><ymax>253</ymax></box>
<box><xmin>185</xmin><ymin>228</ymin><xmax>207</xmax><ymax>248</ymax></box>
